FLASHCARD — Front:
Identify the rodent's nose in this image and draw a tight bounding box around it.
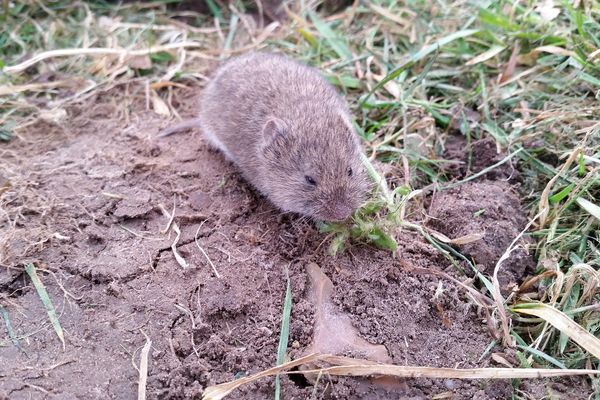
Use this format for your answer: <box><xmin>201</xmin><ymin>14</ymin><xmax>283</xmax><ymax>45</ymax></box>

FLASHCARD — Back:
<box><xmin>327</xmin><ymin>203</ymin><xmax>353</xmax><ymax>221</ymax></box>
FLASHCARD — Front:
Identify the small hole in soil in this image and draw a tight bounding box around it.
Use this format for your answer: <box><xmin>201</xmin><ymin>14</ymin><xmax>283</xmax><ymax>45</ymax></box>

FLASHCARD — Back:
<box><xmin>288</xmin><ymin>367</ymin><xmax>311</xmax><ymax>388</ymax></box>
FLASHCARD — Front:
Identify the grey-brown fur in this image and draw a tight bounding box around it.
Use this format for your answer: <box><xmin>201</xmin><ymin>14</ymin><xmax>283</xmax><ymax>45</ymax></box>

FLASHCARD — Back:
<box><xmin>162</xmin><ymin>52</ymin><xmax>370</xmax><ymax>221</ymax></box>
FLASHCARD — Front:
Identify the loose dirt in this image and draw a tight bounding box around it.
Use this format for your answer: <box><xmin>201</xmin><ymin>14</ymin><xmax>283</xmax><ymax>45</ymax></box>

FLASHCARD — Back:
<box><xmin>0</xmin><ymin>83</ymin><xmax>587</xmax><ymax>399</ymax></box>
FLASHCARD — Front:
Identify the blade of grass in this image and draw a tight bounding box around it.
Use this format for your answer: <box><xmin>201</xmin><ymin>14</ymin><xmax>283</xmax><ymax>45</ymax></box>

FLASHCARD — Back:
<box><xmin>512</xmin><ymin>303</ymin><xmax>600</xmax><ymax>360</ymax></box>
<box><xmin>275</xmin><ymin>268</ymin><xmax>293</xmax><ymax>400</ymax></box>
<box><xmin>204</xmin><ymin>354</ymin><xmax>320</xmax><ymax>400</ymax></box>
<box><xmin>515</xmin><ymin>345</ymin><xmax>567</xmax><ymax>369</ymax></box>
<box><xmin>221</xmin><ymin>14</ymin><xmax>239</xmax><ymax>59</ymax></box>
<box><xmin>465</xmin><ymin>45</ymin><xmax>506</xmax><ymax>66</ymax></box>
<box><xmin>492</xmin><ymin>210</ymin><xmax>545</xmax><ymax>345</ymax></box>
<box><xmin>205</xmin><ymin>0</ymin><xmax>222</xmax><ymax>20</ymax></box>
<box><xmin>3</xmin><ymin>42</ymin><xmax>209</xmax><ymax>74</ymax></box>
<box><xmin>549</xmin><ymin>183</ymin><xmax>576</xmax><ymax>204</ymax></box>
<box><xmin>576</xmin><ymin>198</ymin><xmax>600</xmax><ymax>222</ymax></box>
<box><xmin>0</xmin><ymin>303</ymin><xmax>25</xmax><ymax>354</ymax></box>
<box><xmin>137</xmin><ymin>331</ymin><xmax>152</xmax><ymax>400</ymax></box>
<box><xmin>24</xmin><ymin>263</ymin><xmax>65</xmax><ymax>349</ymax></box>
<box><xmin>203</xmin><ymin>353</ymin><xmax>600</xmax><ymax>400</ymax></box>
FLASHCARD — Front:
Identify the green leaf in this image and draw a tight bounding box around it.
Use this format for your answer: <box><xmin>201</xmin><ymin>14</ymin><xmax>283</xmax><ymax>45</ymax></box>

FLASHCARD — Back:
<box><xmin>150</xmin><ymin>51</ymin><xmax>173</xmax><ymax>64</ymax></box>
<box><xmin>515</xmin><ymin>350</ymin><xmax>532</xmax><ymax>368</ymax></box>
<box><xmin>0</xmin><ymin>304</ymin><xmax>25</xmax><ymax>354</ymax></box>
<box><xmin>367</xmin><ymin>227</ymin><xmax>397</xmax><ymax>251</ymax></box>
<box><xmin>516</xmin><ymin>345</ymin><xmax>567</xmax><ymax>369</ymax></box>
<box><xmin>392</xmin><ymin>185</ymin><xmax>411</xmax><ymax>198</ymax></box>
<box><xmin>328</xmin><ymin>230</ymin><xmax>350</xmax><ymax>255</ymax></box>
<box><xmin>24</xmin><ymin>263</ymin><xmax>65</xmax><ymax>349</ymax></box>
<box><xmin>473</xmin><ymin>209</ymin><xmax>486</xmax><ymax>217</ymax></box>
<box><xmin>0</xmin><ymin>127</ymin><xmax>12</xmax><ymax>142</ymax></box>
<box><xmin>549</xmin><ymin>183</ymin><xmax>575</xmax><ymax>204</ymax></box>
<box><xmin>359</xmin><ymin>201</ymin><xmax>385</xmax><ymax>216</ymax></box>
<box><xmin>478</xmin><ymin>8</ymin><xmax>518</xmax><ymax>31</ymax></box>
<box><xmin>317</xmin><ymin>221</ymin><xmax>346</xmax><ymax>234</ymax></box>
<box><xmin>579</xmin><ymin>72</ymin><xmax>600</xmax><ymax>87</ymax></box>
<box><xmin>205</xmin><ymin>0</ymin><xmax>222</xmax><ymax>20</ymax></box>
<box><xmin>298</xmin><ymin>28</ymin><xmax>318</xmax><ymax>47</ymax></box>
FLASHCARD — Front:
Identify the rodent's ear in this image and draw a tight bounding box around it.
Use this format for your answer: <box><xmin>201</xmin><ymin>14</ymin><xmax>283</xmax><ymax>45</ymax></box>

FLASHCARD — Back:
<box><xmin>261</xmin><ymin>117</ymin><xmax>288</xmax><ymax>145</ymax></box>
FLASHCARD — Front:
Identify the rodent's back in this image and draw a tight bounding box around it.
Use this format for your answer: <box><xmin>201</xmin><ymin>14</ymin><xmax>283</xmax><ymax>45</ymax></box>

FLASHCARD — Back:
<box><xmin>199</xmin><ymin>53</ymin><xmax>348</xmax><ymax>165</ymax></box>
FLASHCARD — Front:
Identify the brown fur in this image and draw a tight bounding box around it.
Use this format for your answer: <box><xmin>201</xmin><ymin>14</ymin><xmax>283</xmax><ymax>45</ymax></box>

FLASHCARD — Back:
<box><xmin>169</xmin><ymin>52</ymin><xmax>371</xmax><ymax>221</ymax></box>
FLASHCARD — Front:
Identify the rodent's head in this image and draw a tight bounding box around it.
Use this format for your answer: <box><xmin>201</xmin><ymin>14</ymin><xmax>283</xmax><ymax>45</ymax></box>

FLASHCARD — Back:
<box><xmin>259</xmin><ymin>114</ymin><xmax>371</xmax><ymax>221</ymax></box>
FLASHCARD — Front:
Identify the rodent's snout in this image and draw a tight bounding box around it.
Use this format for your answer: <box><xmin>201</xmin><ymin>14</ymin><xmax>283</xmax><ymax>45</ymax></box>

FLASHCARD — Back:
<box><xmin>322</xmin><ymin>202</ymin><xmax>353</xmax><ymax>222</ymax></box>
<box><xmin>316</xmin><ymin>178</ymin><xmax>369</xmax><ymax>221</ymax></box>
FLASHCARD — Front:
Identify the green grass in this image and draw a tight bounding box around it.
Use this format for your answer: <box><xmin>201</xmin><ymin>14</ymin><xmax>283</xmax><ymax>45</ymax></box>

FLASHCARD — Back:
<box><xmin>24</xmin><ymin>263</ymin><xmax>65</xmax><ymax>349</ymax></box>
<box><xmin>275</xmin><ymin>268</ymin><xmax>292</xmax><ymax>400</ymax></box>
<box><xmin>1</xmin><ymin>0</ymin><xmax>599</xmax><ymax>397</ymax></box>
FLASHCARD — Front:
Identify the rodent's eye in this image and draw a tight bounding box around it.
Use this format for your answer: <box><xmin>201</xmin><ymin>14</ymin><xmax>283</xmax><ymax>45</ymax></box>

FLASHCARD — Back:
<box><xmin>304</xmin><ymin>175</ymin><xmax>317</xmax><ymax>186</ymax></box>
<box><xmin>347</xmin><ymin>167</ymin><xmax>353</xmax><ymax>177</ymax></box>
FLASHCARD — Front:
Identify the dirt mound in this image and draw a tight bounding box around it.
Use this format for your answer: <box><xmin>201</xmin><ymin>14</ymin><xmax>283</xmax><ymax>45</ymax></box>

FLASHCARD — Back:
<box><xmin>443</xmin><ymin>135</ymin><xmax>519</xmax><ymax>182</ymax></box>
<box><xmin>428</xmin><ymin>180</ymin><xmax>535</xmax><ymax>291</ymax></box>
<box><xmin>0</xmin><ymin>87</ymin><xmax>579</xmax><ymax>399</ymax></box>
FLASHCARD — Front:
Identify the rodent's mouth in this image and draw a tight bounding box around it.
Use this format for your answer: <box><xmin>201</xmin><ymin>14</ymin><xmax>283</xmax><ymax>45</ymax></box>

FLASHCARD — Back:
<box><xmin>318</xmin><ymin>203</ymin><xmax>354</xmax><ymax>222</ymax></box>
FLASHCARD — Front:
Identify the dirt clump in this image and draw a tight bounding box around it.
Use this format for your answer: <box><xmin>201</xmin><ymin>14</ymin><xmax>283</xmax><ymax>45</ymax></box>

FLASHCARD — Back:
<box><xmin>443</xmin><ymin>135</ymin><xmax>519</xmax><ymax>182</ymax></box>
<box><xmin>428</xmin><ymin>180</ymin><xmax>535</xmax><ymax>291</ymax></box>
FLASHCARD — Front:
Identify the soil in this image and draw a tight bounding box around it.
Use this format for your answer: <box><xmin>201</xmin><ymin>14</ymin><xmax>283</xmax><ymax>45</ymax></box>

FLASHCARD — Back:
<box><xmin>428</xmin><ymin>180</ymin><xmax>536</xmax><ymax>292</ymax></box>
<box><xmin>0</xmin><ymin>82</ymin><xmax>589</xmax><ymax>400</ymax></box>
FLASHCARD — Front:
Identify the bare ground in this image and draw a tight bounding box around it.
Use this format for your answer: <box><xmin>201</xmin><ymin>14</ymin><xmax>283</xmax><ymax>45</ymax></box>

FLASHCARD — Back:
<box><xmin>0</xmin><ymin>83</ymin><xmax>589</xmax><ymax>399</ymax></box>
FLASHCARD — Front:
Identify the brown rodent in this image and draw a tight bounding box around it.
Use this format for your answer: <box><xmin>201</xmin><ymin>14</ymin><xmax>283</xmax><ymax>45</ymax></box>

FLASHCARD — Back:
<box><xmin>160</xmin><ymin>52</ymin><xmax>370</xmax><ymax>221</ymax></box>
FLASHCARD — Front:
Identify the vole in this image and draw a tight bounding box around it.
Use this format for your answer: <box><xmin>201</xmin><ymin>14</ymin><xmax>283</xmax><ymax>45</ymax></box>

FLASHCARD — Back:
<box><xmin>159</xmin><ymin>52</ymin><xmax>370</xmax><ymax>221</ymax></box>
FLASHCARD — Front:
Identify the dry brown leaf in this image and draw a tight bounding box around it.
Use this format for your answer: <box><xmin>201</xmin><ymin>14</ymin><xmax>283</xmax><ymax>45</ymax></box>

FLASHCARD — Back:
<box><xmin>149</xmin><ymin>81</ymin><xmax>189</xmax><ymax>90</ymax></box>
<box><xmin>39</xmin><ymin>108</ymin><xmax>68</xmax><ymax>124</ymax></box>
<box><xmin>498</xmin><ymin>42</ymin><xmax>520</xmax><ymax>84</ymax></box>
<box><xmin>491</xmin><ymin>353</ymin><xmax>514</xmax><ymax>368</ymax></box>
<box><xmin>368</xmin><ymin>3</ymin><xmax>410</xmax><ymax>28</ymax></box>
<box><xmin>203</xmin><ymin>354</ymin><xmax>320</xmax><ymax>400</ymax></box>
<box><xmin>427</xmin><ymin>228</ymin><xmax>485</xmax><ymax>245</ymax></box>
<box><xmin>531</xmin><ymin>45</ymin><xmax>575</xmax><ymax>58</ymax></box>
<box><xmin>151</xmin><ymin>90</ymin><xmax>170</xmax><ymax>117</ymax></box>
<box><xmin>303</xmin><ymin>263</ymin><xmax>391</xmax><ymax>364</ymax></box>
<box><xmin>0</xmin><ymin>80</ymin><xmax>84</xmax><ymax>96</ymax></box>
<box><xmin>465</xmin><ymin>45</ymin><xmax>506</xmax><ymax>66</ymax></box>
<box><xmin>158</xmin><ymin>203</ymin><xmax>187</xmax><ymax>268</ymax></box>
<box><xmin>127</xmin><ymin>55</ymin><xmax>152</xmax><ymax>70</ymax></box>
<box><xmin>535</xmin><ymin>0</ymin><xmax>560</xmax><ymax>21</ymax></box>
<box><xmin>588</xmin><ymin>49</ymin><xmax>600</xmax><ymax>61</ymax></box>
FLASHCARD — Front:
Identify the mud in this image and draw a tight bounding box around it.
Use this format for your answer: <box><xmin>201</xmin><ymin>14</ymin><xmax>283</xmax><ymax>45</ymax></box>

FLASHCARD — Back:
<box><xmin>0</xmin><ymin>83</ymin><xmax>587</xmax><ymax>400</ymax></box>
